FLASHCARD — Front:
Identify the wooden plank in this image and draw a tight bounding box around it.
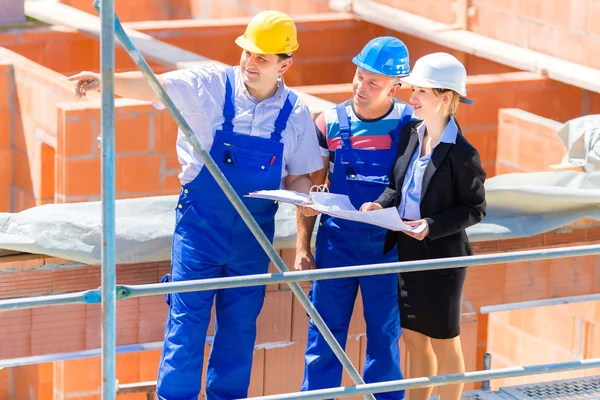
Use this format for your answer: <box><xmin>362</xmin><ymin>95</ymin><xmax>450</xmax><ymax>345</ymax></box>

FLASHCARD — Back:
<box><xmin>116</xmin><ymin>380</ymin><xmax>157</xmax><ymax>394</ymax></box>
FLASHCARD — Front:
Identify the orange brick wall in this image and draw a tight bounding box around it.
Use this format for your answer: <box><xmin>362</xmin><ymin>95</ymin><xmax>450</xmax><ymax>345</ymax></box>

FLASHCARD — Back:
<box><xmin>0</xmin><ymin>27</ymin><xmax>169</xmax><ymax>76</ymax></box>
<box><xmin>296</xmin><ymin>71</ymin><xmax>582</xmax><ymax>177</ymax></box>
<box><xmin>374</xmin><ymin>0</ymin><xmax>600</xmax><ymax>70</ymax></box>
<box><xmin>372</xmin><ymin>0</ymin><xmax>457</xmax><ymax>24</ymax></box>
<box><xmin>469</xmin><ymin>0</ymin><xmax>600</xmax><ymax>70</ymax></box>
<box><xmin>55</xmin><ymin>100</ymin><xmax>180</xmax><ymax>203</ymax></box>
<box><xmin>2</xmin><ymin>225</ymin><xmax>599</xmax><ymax>395</ymax></box>
<box><xmin>0</xmin><ymin>63</ymin><xmax>14</xmax><ymax>213</ymax></box>
<box><xmin>488</xmin><ymin>302</ymin><xmax>600</xmax><ymax>389</ymax></box>
<box><xmin>59</xmin><ymin>0</ymin><xmax>331</xmax><ymax>21</ymax></box>
<box><xmin>0</xmin><ymin>368</ymin><xmax>11</xmax><ymax>400</ymax></box>
<box><xmin>127</xmin><ymin>16</ymin><xmax>516</xmax><ymax>87</ymax></box>
<box><xmin>0</xmin><ymin>49</ymin><xmax>77</xmax><ymax>212</ymax></box>
<box><xmin>496</xmin><ymin>108</ymin><xmax>565</xmax><ymax>174</ymax></box>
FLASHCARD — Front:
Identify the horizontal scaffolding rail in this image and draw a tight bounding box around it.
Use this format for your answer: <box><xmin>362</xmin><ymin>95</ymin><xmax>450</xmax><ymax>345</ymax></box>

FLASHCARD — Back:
<box><xmin>2</xmin><ymin>243</ymin><xmax>599</xmax><ymax>312</ymax></box>
<box><xmin>248</xmin><ymin>358</ymin><xmax>600</xmax><ymax>400</ymax></box>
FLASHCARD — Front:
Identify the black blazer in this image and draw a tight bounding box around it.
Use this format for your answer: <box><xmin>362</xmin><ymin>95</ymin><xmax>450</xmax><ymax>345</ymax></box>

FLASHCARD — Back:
<box><xmin>375</xmin><ymin>120</ymin><xmax>487</xmax><ymax>261</ymax></box>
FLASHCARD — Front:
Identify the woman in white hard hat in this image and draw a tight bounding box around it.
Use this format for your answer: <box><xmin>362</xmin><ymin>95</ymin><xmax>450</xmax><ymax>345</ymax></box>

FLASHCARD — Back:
<box><xmin>361</xmin><ymin>52</ymin><xmax>486</xmax><ymax>400</ymax></box>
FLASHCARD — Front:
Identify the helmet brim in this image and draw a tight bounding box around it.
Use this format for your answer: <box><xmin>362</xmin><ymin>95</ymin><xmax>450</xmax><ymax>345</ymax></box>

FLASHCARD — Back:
<box><xmin>235</xmin><ymin>35</ymin><xmax>267</xmax><ymax>54</ymax></box>
<box><xmin>400</xmin><ymin>76</ymin><xmax>474</xmax><ymax>105</ymax></box>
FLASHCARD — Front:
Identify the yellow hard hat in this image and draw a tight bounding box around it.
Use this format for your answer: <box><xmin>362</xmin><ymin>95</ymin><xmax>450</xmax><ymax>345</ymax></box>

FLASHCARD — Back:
<box><xmin>235</xmin><ymin>10</ymin><xmax>299</xmax><ymax>55</ymax></box>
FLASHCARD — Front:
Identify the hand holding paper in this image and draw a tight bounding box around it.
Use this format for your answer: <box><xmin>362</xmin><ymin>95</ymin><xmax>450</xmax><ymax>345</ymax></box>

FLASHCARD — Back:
<box><xmin>246</xmin><ymin>190</ymin><xmax>426</xmax><ymax>233</ymax></box>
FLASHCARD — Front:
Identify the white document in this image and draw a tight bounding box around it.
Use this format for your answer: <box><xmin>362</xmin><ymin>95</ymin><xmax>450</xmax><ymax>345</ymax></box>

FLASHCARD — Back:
<box><xmin>246</xmin><ymin>190</ymin><xmax>426</xmax><ymax>233</ymax></box>
<box><xmin>246</xmin><ymin>189</ymin><xmax>312</xmax><ymax>205</ymax></box>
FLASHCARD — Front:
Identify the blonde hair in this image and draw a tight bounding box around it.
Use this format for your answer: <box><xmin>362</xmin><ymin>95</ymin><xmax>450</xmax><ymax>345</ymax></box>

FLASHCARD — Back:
<box><xmin>433</xmin><ymin>88</ymin><xmax>462</xmax><ymax>131</ymax></box>
<box><xmin>433</xmin><ymin>88</ymin><xmax>460</xmax><ymax>117</ymax></box>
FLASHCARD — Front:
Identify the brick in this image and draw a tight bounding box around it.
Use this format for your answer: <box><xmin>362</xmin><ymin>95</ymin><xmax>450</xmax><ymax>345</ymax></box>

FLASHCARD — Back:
<box><xmin>462</xmin><ymin>264</ymin><xmax>506</xmax><ymax>309</ymax></box>
<box><xmin>138</xmin><ymin>295</ymin><xmax>168</xmax><ymax>344</ymax></box>
<box><xmin>60</xmin><ymin>113</ymin><xmax>98</xmax><ymax>158</ymax></box>
<box><xmin>0</xmin><ymin>368</ymin><xmax>10</xmax><ymax>399</ymax></box>
<box><xmin>0</xmin><ymin>112</ymin><xmax>11</xmax><ymax>152</ymax></box>
<box><xmin>248</xmin><ymin>347</ymin><xmax>265</xmax><ymax>397</ymax></box>
<box><xmin>262</xmin><ymin>342</ymin><xmax>305</xmax><ymax>396</ymax></box>
<box><xmin>291</xmin><ymin>287</ymin><xmax>311</xmax><ymax>342</ymax></box>
<box><xmin>504</xmin><ymin>260</ymin><xmax>550</xmax><ymax>303</ymax></box>
<box><xmin>62</xmin><ymin>157</ymin><xmax>100</xmax><ymax>197</ymax></box>
<box><xmin>0</xmin><ymin>148</ymin><xmax>12</xmax><ymax>185</ymax></box>
<box><xmin>558</xmin><ymin>31</ymin><xmax>588</xmax><ymax>65</ymax></box>
<box><xmin>462</xmin><ymin>128</ymin><xmax>497</xmax><ymax>167</ymax></box>
<box><xmin>256</xmin><ymin>290</ymin><xmax>293</xmax><ymax>344</ymax></box>
<box><xmin>588</xmin><ymin>0</ymin><xmax>600</xmax><ymax>35</ymax></box>
<box><xmin>340</xmin><ymin>334</ymin><xmax>363</xmax><ymax>389</ymax></box>
<box><xmin>116</xmin><ymin>115</ymin><xmax>151</xmax><ymax>154</ymax></box>
<box><xmin>0</xmin><ymin>254</ymin><xmax>46</xmax><ymax>271</ymax></box>
<box><xmin>31</xmin><ymin>304</ymin><xmax>86</xmax><ymax>355</ymax></box>
<box><xmin>162</xmin><ymin>154</ymin><xmax>182</xmax><ymax>193</ymax></box>
<box><xmin>374</xmin><ymin>0</ymin><xmax>455</xmax><ymax>24</ymax></box>
<box><xmin>13</xmin><ymin>186</ymin><xmax>36</xmax><ymax>211</ymax></box>
<box><xmin>116</xmin><ymin>352</ymin><xmax>141</xmax><ymax>385</ymax></box>
<box><xmin>13</xmin><ymin>149</ymin><xmax>32</xmax><ymax>192</ymax></box>
<box><xmin>470</xmin><ymin>6</ymin><xmax>529</xmax><ymax>48</ymax></box>
<box><xmin>139</xmin><ymin>349</ymin><xmax>162</xmax><ymax>381</ymax></box>
<box><xmin>155</xmin><ymin>111</ymin><xmax>178</xmax><ymax>153</ymax></box>
<box><xmin>585</xmin><ymin>34</ymin><xmax>600</xmax><ymax>70</ymax></box>
<box><xmin>549</xmin><ymin>256</ymin><xmax>595</xmax><ymax>298</ymax></box>
<box><xmin>0</xmin><ymin>309</ymin><xmax>32</xmax><ymax>359</ymax></box>
<box><xmin>0</xmin><ymin>269</ymin><xmax>53</xmax><ymax>298</ymax></box>
<box><xmin>61</xmin><ymin>357</ymin><xmax>101</xmax><ymax>394</ymax></box>
<box><xmin>40</xmin><ymin>143</ymin><xmax>55</xmax><ymax>200</ymax></box>
<box><xmin>117</xmin><ymin>298</ymin><xmax>141</xmax><ymax>345</ymax></box>
<box><xmin>116</xmin><ymin>154</ymin><xmax>162</xmax><ymax>194</ymax></box>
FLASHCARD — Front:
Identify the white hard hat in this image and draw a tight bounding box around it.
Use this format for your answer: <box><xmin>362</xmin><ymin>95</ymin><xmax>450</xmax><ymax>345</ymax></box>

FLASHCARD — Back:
<box><xmin>400</xmin><ymin>52</ymin><xmax>474</xmax><ymax>105</ymax></box>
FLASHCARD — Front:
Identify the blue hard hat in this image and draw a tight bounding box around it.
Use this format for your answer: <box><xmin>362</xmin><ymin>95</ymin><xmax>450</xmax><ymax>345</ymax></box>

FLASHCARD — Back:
<box><xmin>352</xmin><ymin>36</ymin><xmax>410</xmax><ymax>77</ymax></box>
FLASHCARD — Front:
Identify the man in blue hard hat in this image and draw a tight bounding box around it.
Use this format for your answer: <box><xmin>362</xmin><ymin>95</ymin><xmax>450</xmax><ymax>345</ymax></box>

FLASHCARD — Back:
<box><xmin>296</xmin><ymin>37</ymin><xmax>414</xmax><ymax>399</ymax></box>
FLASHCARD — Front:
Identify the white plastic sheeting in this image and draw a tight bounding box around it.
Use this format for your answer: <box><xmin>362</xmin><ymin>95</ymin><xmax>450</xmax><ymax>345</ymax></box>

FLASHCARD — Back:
<box><xmin>557</xmin><ymin>115</ymin><xmax>600</xmax><ymax>172</ymax></box>
<box><xmin>0</xmin><ymin>171</ymin><xmax>598</xmax><ymax>265</ymax></box>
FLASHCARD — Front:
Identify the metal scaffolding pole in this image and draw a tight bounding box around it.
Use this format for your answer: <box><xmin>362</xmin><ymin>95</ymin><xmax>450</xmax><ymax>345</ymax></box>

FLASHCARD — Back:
<box><xmin>247</xmin><ymin>358</ymin><xmax>600</xmax><ymax>400</ymax></box>
<box><xmin>90</xmin><ymin>1</ymin><xmax>370</xmax><ymax>396</ymax></box>
<box><xmin>97</xmin><ymin>0</ymin><xmax>116</xmax><ymax>397</ymax></box>
<box><xmin>2</xmin><ymin>244</ymin><xmax>600</xmax><ymax>311</ymax></box>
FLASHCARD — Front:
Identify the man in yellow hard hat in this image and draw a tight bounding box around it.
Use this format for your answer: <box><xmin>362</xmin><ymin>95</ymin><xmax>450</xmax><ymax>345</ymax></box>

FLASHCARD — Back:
<box><xmin>69</xmin><ymin>10</ymin><xmax>322</xmax><ymax>400</ymax></box>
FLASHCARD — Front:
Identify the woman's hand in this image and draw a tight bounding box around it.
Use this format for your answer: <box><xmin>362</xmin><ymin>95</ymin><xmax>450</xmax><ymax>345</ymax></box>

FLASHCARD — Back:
<box><xmin>402</xmin><ymin>219</ymin><xmax>429</xmax><ymax>241</ymax></box>
<box><xmin>360</xmin><ymin>202</ymin><xmax>383</xmax><ymax>212</ymax></box>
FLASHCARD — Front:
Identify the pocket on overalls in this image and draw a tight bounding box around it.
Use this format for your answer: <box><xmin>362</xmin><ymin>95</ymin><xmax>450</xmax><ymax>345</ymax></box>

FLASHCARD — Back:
<box><xmin>220</xmin><ymin>147</ymin><xmax>275</xmax><ymax>173</ymax></box>
<box><xmin>345</xmin><ymin>166</ymin><xmax>390</xmax><ymax>186</ymax></box>
<box><xmin>161</xmin><ymin>273</ymin><xmax>172</xmax><ymax>305</ymax></box>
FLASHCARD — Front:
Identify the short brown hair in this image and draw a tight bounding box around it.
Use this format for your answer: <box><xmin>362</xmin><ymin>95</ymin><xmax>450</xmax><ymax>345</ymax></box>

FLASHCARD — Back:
<box><xmin>277</xmin><ymin>53</ymin><xmax>292</xmax><ymax>62</ymax></box>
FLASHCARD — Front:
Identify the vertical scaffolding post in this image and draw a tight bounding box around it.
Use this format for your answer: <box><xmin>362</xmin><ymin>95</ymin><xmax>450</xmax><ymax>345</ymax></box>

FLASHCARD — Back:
<box><xmin>99</xmin><ymin>0</ymin><xmax>116</xmax><ymax>397</ymax></box>
<box><xmin>482</xmin><ymin>352</ymin><xmax>492</xmax><ymax>391</ymax></box>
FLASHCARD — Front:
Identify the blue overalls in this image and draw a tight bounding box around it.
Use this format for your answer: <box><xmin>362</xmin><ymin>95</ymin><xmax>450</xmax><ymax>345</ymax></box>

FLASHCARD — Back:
<box><xmin>157</xmin><ymin>67</ymin><xmax>298</xmax><ymax>400</ymax></box>
<box><xmin>301</xmin><ymin>102</ymin><xmax>413</xmax><ymax>399</ymax></box>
